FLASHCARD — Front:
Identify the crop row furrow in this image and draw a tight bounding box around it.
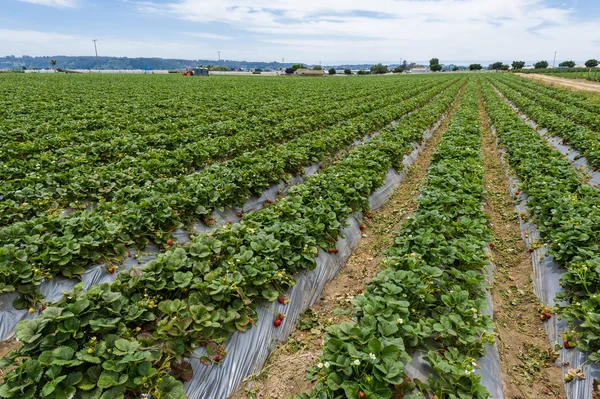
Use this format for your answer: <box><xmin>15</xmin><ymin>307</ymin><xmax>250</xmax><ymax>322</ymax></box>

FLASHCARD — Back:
<box><xmin>490</xmin><ymin>78</ymin><xmax>600</xmax><ymax>170</ymax></box>
<box><xmin>0</xmin><ymin>79</ymin><xmax>445</xmax><ymax>225</ymax></box>
<box><xmin>495</xmin><ymin>75</ymin><xmax>600</xmax><ymax>132</ymax></box>
<box><xmin>0</xmin><ymin>76</ymin><xmax>466</xmax><ymax>399</ymax></box>
<box><xmin>481</xmin><ymin>79</ymin><xmax>600</xmax><ymax>388</ymax></box>
<box><xmin>0</xmin><ymin>78</ymin><xmax>463</xmax><ymax>304</ymax></box>
<box><xmin>301</xmin><ymin>80</ymin><xmax>497</xmax><ymax>399</ymax></box>
<box><xmin>489</xmin><ymin>84</ymin><xmax>600</xmax><ymax>187</ymax></box>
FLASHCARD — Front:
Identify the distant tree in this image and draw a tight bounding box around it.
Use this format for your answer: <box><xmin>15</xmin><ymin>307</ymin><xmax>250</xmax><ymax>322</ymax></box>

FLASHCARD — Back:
<box><xmin>370</xmin><ymin>63</ymin><xmax>389</xmax><ymax>74</ymax></box>
<box><xmin>328</xmin><ymin>67</ymin><xmax>336</xmax><ymax>75</ymax></box>
<box><xmin>469</xmin><ymin>64</ymin><xmax>483</xmax><ymax>71</ymax></box>
<box><xmin>344</xmin><ymin>68</ymin><xmax>352</xmax><ymax>75</ymax></box>
<box><xmin>585</xmin><ymin>59</ymin><xmax>599</xmax><ymax>68</ymax></box>
<box><xmin>452</xmin><ymin>66</ymin><xmax>459</xmax><ymax>71</ymax></box>
<box><xmin>285</xmin><ymin>67</ymin><xmax>294</xmax><ymax>75</ymax></box>
<box><xmin>212</xmin><ymin>65</ymin><xmax>231</xmax><ymax>71</ymax></box>
<box><xmin>357</xmin><ymin>69</ymin><xmax>369</xmax><ymax>75</ymax></box>
<box><xmin>500</xmin><ymin>64</ymin><xmax>510</xmax><ymax>71</ymax></box>
<box><xmin>534</xmin><ymin>60</ymin><xmax>549</xmax><ymax>69</ymax></box>
<box><xmin>49</xmin><ymin>59</ymin><xmax>56</xmax><ymax>69</ymax></box>
<box><xmin>491</xmin><ymin>61</ymin><xmax>504</xmax><ymax>71</ymax></box>
<box><xmin>402</xmin><ymin>60</ymin><xmax>408</xmax><ymax>69</ymax></box>
<box><xmin>511</xmin><ymin>61</ymin><xmax>525</xmax><ymax>70</ymax></box>
<box><xmin>429</xmin><ymin>58</ymin><xmax>442</xmax><ymax>72</ymax></box>
<box><xmin>392</xmin><ymin>66</ymin><xmax>405</xmax><ymax>73</ymax></box>
<box><xmin>291</xmin><ymin>63</ymin><xmax>303</xmax><ymax>71</ymax></box>
<box><xmin>312</xmin><ymin>65</ymin><xmax>323</xmax><ymax>70</ymax></box>
<box><xmin>559</xmin><ymin>60</ymin><xmax>576</xmax><ymax>68</ymax></box>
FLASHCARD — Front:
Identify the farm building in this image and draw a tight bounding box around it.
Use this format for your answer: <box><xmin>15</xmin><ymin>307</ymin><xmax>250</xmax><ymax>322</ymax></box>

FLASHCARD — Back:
<box><xmin>294</xmin><ymin>68</ymin><xmax>325</xmax><ymax>76</ymax></box>
<box><xmin>409</xmin><ymin>67</ymin><xmax>428</xmax><ymax>73</ymax></box>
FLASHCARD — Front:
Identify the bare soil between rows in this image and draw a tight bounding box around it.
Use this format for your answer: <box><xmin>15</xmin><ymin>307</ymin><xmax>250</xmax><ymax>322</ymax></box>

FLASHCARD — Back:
<box><xmin>478</xmin><ymin>85</ymin><xmax>565</xmax><ymax>399</ymax></box>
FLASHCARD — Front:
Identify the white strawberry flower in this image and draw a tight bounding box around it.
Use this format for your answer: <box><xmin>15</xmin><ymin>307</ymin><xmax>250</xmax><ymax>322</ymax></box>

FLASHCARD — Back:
<box><xmin>369</xmin><ymin>353</ymin><xmax>376</xmax><ymax>360</ymax></box>
<box><xmin>397</xmin><ymin>318</ymin><xmax>404</xmax><ymax>324</ymax></box>
<box><xmin>317</xmin><ymin>363</ymin><xmax>323</xmax><ymax>369</ymax></box>
<box><xmin>353</xmin><ymin>359</ymin><xmax>360</xmax><ymax>366</ymax></box>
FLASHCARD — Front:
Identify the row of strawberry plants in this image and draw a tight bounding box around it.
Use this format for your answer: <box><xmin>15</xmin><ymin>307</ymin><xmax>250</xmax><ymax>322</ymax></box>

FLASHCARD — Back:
<box><xmin>494</xmin><ymin>74</ymin><xmax>600</xmax><ymax>133</ymax></box>
<box><xmin>506</xmin><ymin>74</ymin><xmax>600</xmax><ymax>115</ymax></box>
<box><xmin>299</xmin><ymin>81</ymin><xmax>495</xmax><ymax>399</ymax></box>
<box><xmin>480</xmin><ymin>81</ymin><xmax>600</xmax><ymax>368</ymax></box>
<box><xmin>0</xmin><ymin>75</ymin><xmax>467</xmax><ymax>399</ymax></box>
<box><xmin>0</xmin><ymin>77</ymin><xmax>407</xmax><ymax>172</ymax></box>
<box><xmin>0</xmin><ymin>78</ymin><xmax>444</xmax><ymax>226</ymax></box>
<box><xmin>0</xmin><ymin>74</ymin><xmax>378</xmax><ymax>160</ymax></box>
<box><xmin>0</xmin><ymin>77</ymin><xmax>463</xmax><ymax>306</ymax></box>
<box><xmin>489</xmin><ymin>76</ymin><xmax>600</xmax><ymax>170</ymax></box>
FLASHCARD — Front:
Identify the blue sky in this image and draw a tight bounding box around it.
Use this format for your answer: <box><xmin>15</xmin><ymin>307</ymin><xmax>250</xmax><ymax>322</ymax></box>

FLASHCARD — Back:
<box><xmin>2</xmin><ymin>0</ymin><xmax>600</xmax><ymax>64</ymax></box>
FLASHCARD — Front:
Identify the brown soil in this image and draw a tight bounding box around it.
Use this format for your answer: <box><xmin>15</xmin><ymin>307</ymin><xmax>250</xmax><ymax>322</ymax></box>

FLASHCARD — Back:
<box><xmin>229</xmin><ymin>89</ymin><xmax>467</xmax><ymax>399</ymax></box>
<box><xmin>0</xmin><ymin>339</ymin><xmax>20</xmax><ymax>380</ymax></box>
<box><xmin>516</xmin><ymin>73</ymin><xmax>600</xmax><ymax>94</ymax></box>
<box><xmin>478</xmin><ymin>86</ymin><xmax>566</xmax><ymax>399</ymax></box>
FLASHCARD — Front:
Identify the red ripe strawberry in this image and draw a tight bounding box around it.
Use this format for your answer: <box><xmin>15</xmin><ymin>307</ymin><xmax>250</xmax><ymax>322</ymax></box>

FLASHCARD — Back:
<box><xmin>214</xmin><ymin>356</ymin><xmax>223</xmax><ymax>362</ymax></box>
<box><xmin>544</xmin><ymin>312</ymin><xmax>551</xmax><ymax>319</ymax></box>
<box><xmin>329</xmin><ymin>248</ymin><xmax>334</xmax><ymax>253</ymax></box>
<box><xmin>358</xmin><ymin>391</ymin><xmax>366</xmax><ymax>399</ymax></box>
<box><xmin>359</xmin><ymin>225</ymin><xmax>365</xmax><ymax>230</ymax></box>
<box><xmin>273</xmin><ymin>319</ymin><xmax>282</xmax><ymax>327</ymax></box>
<box><xmin>277</xmin><ymin>296</ymin><xmax>285</xmax><ymax>304</ymax></box>
<box><xmin>540</xmin><ymin>314</ymin><xmax>546</xmax><ymax>321</ymax></box>
<box><xmin>515</xmin><ymin>191</ymin><xmax>520</xmax><ymax>195</ymax></box>
<box><xmin>334</xmin><ymin>249</ymin><xmax>339</xmax><ymax>254</ymax></box>
<box><xmin>278</xmin><ymin>313</ymin><xmax>285</xmax><ymax>321</ymax></box>
<box><xmin>564</xmin><ymin>342</ymin><xmax>571</xmax><ymax>349</ymax></box>
<box><xmin>167</xmin><ymin>239</ymin><xmax>173</xmax><ymax>246</ymax></box>
<box><xmin>489</xmin><ymin>243</ymin><xmax>495</xmax><ymax>249</ymax></box>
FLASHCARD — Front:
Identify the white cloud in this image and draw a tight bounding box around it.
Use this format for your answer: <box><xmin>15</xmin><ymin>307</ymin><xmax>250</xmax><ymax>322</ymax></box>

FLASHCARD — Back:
<box><xmin>0</xmin><ymin>29</ymin><xmax>258</xmax><ymax>60</ymax></box>
<box><xmin>17</xmin><ymin>0</ymin><xmax>78</xmax><ymax>7</ymax></box>
<box><xmin>133</xmin><ymin>0</ymin><xmax>600</xmax><ymax>62</ymax></box>
<box><xmin>3</xmin><ymin>0</ymin><xmax>600</xmax><ymax>63</ymax></box>
<box><xmin>181</xmin><ymin>32</ymin><xmax>231</xmax><ymax>40</ymax></box>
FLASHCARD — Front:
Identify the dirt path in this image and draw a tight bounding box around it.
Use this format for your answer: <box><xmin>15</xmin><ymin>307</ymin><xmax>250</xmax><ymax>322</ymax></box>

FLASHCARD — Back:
<box><xmin>478</xmin><ymin>87</ymin><xmax>565</xmax><ymax>399</ymax></box>
<box><xmin>229</xmin><ymin>90</ymin><xmax>467</xmax><ymax>399</ymax></box>
<box><xmin>516</xmin><ymin>73</ymin><xmax>600</xmax><ymax>94</ymax></box>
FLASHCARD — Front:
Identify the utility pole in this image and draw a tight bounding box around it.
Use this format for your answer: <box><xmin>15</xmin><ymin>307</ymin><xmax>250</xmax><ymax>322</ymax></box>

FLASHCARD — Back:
<box><xmin>218</xmin><ymin>51</ymin><xmax>221</xmax><ymax>64</ymax></box>
<box><xmin>552</xmin><ymin>51</ymin><xmax>557</xmax><ymax>68</ymax></box>
<box><xmin>92</xmin><ymin>39</ymin><xmax>99</xmax><ymax>72</ymax></box>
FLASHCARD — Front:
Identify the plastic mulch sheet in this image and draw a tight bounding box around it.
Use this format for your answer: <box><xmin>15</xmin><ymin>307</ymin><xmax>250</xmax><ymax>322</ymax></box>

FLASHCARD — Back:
<box><xmin>493</xmin><ymin>86</ymin><xmax>600</xmax><ymax>187</ymax></box>
<box><xmin>0</xmin><ymin>102</ymin><xmax>505</xmax><ymax>399</ymax></box>
<box><xmin>182</xmin><ymin>112</ymin><xmax>504</xmax><ymax>399</ymax></box>
<box><xmin>493</xmin><ymin>128</ymin><xmax>600</xmax><ymax>399</ymax></box>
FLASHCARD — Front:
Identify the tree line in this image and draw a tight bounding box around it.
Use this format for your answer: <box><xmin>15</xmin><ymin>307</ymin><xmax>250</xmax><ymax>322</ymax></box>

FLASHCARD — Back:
<box><xmin>468</xmin><ymin>59</ymin><xmax>599</xmax><ymax>71</ymax></box>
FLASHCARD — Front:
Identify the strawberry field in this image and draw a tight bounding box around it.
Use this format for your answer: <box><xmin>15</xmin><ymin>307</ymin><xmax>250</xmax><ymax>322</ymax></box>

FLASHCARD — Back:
<box><xmin>1</xmin><ymin>72</ymin><xmax>600</xmax><ymax>398</ymax></box>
